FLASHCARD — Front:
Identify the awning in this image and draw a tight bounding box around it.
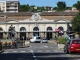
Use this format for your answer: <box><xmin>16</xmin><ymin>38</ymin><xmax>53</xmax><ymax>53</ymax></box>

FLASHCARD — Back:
<box><xmin>55</xmin><ymin>28</ymin><xmax>60</xmax><ymax>32</ymax></box>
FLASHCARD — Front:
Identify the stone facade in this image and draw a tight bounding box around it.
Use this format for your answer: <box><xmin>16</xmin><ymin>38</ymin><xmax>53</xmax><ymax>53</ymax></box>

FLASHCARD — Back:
<box><xmin>0</xmin><ymin>12</ymin><xmax>77</xmax><ymax>40</ymax></box>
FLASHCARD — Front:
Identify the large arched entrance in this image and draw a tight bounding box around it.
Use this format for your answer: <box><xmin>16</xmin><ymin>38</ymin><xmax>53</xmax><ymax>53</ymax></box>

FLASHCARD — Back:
<box><xmin>20</xmin><ymin>27</ymin><xmax>26</xmax><ymax>40</ymax></box>
<box><xmin>47</xmin><ymin>27</ymin><xmax>53</xmax><ymax>40</ymax></box>
<box><xmin>33</xmin><ymin>27</ymin><xmax>39</xmax><ymax>36</ymax></box>
<box><xmin>58</xmin><ymin>26</ymin><xmax>64</xmax><ymax>36</ymax></box>
<box><xmin>0</xmin><ymin>27</ymin><xmax>3</xmax><ymax>39</ymax></box>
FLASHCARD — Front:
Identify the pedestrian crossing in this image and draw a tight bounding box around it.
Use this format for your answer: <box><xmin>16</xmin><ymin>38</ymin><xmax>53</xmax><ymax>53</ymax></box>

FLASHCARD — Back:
<box><xmin>3</xmin><ymin>49</ymin><xmax>63</xmax><ymax>53</ymax></box>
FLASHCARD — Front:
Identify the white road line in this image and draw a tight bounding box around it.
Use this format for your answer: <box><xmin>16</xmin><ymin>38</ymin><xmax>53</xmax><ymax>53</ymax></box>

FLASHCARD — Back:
<box><xmin>46</xmin><ymin>50</ymin><xmax>51</xmax><ymax>52</ymax></box>
<box><xmin>35</xmin><ymin>59</ymin><xmax>37</xmax><ymax>60</ymax></box>
<box><xmin>21</xmin><ymin>51</ymin><xmax>25</xmax><ymax>53</ymax></box>
<box><xmin>38</xmin><ymin>50</ymin><xmax>42</xmax><ymax>52</ymax></box>
<box><xmin>30</xmin><ymin>50</ymin><xmax>37</xmax><ymax>60</ymax></box>
<box><xmin>13</xmin><ymin>51</ymin><xmax>17</xmax><ymax>52</ymax></box>
<box><xmin>33</xmin><ymin>56</ymin><xmax>36</xmax><ymax>58</ymax></box>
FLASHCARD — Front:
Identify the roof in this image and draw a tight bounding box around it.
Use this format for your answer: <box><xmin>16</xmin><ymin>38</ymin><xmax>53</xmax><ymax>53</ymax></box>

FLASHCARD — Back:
<box><xmin>0</xmin><ymin>12</ymin><xmax>78</xmax><ymax>16</ymax></box>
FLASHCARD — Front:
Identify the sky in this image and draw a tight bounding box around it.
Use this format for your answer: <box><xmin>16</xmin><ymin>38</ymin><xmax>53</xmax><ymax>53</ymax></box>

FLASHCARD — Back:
<box><xmin>19</xmin><ymin>0</ymin><xmax>79</xmax><ymax>7</ymax></box>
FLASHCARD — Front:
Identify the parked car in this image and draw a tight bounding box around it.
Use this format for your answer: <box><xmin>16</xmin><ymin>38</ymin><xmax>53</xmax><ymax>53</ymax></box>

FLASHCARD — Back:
<box><xmin>30</xmin><ymin>36</ymin><xmax>41</xmax><ymax>43</ymax></box>
<box><xmin>42</xmin><ymin>38</ymin><xmax>48</xmax><ymax>43</ymax></box>
<box><xmin>64</xmin><ymin>39</ymin><xmax>80</xmax><ymax>54</ymax></box>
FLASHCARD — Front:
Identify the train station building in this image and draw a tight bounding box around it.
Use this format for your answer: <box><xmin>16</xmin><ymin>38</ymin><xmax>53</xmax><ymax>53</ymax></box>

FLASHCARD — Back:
<box><xmin>0</xmin><ymin>12</ymin><xmax>78</xmax><ymax>40</ymax></box>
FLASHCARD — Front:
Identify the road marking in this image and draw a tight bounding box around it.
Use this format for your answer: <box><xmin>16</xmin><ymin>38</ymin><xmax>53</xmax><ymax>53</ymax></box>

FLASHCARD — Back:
<box><xmin>21</xmin><ymin>51</ymin><xmax>25</xmax><ymax>53</ymax></box>
<box><xmin>38</xmin><ymin>50</ymin><xmax>42</xmax><ymax>52</ymax></box>
<box><xmin>13</xmin><ymin>51</ymin><xmax>17</xmax><ymax>52</ymax></box>
<box><xmin>33</xmin><ymin>56</ymin><xmax>36</xmax><ymax>58</ymax></box>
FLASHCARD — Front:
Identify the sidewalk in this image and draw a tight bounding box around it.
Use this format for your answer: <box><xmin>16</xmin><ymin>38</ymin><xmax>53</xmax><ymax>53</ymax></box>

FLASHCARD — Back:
<box><xmin>48</xmin><ymin>40</ymin><xmax>57</xmax><ymax>44</ymax></box>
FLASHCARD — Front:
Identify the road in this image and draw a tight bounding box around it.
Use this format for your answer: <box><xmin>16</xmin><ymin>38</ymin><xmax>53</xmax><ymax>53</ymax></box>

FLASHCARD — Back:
<box><xmin>0</xmin><ymin>43</ymin><xmax>80</xmax><ymax>60</ymax></box>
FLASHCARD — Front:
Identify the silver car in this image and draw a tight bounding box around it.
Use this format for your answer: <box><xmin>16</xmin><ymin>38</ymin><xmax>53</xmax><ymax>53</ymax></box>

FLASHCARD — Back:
<box><xmin>42</xmin><ymin>38</ymin><xmax>48</xmax><ymax>43</ymax></box>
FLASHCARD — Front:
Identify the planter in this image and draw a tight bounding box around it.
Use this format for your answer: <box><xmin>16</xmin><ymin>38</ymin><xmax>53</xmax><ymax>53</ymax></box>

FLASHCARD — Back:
<box><xmin>58</xmin><ymin>44</ymin><xmax>65</xmax><ymax>49</ymax></box>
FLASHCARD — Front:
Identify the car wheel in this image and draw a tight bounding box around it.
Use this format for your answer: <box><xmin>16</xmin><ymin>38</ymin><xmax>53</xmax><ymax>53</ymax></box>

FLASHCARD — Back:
<box><xmin>64</xmin><ymin>47</ymin><xmax>68</xmax><ymax>53</ymax></box>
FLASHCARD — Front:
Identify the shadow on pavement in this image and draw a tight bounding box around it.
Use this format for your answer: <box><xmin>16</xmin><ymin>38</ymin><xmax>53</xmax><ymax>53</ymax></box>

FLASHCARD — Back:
<box><xmin>0</xmin><ymin>52</ymin><xmax>80</xmax><ymax>60</ymax></box>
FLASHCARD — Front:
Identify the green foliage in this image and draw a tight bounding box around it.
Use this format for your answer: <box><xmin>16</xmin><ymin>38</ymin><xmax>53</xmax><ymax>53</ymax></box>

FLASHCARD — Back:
<box><xmin>71</xmin><ymin>12</ymin><xmax>80</xmax><ymax>32</ymax></box>
<box><xmin>57</xmin><ymin>36</ymin><xmax>66</xmax><ymax>44</ymax></box>
<box><xmin>73</xmin><ymin>1</ymin><xmax>80</xmax><ymax>10</ymax></box>
<box><xmin>20</xmin><ymin>4</ymin><xmax>30</xmax><ymax>12</ymax></box>
<box><xmin>53</xmin><ymin>7</ymin><xmax>58</xmax><ymax>10</ymax></box>
<box><xmin>57</xmin><ymin>1</ymin><xmax>66</xmax><ymax>11</ymax></box>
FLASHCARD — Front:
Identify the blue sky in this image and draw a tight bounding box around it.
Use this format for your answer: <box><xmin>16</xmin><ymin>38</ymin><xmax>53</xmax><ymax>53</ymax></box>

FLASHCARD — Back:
<box><xmin>19</xmin><ymin>0</ymin><xmax>78</xmax><ymax>7</ymax></box>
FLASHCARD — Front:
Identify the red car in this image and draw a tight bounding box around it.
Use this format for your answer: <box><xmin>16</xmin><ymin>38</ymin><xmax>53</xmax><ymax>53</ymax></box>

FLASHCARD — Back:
<box><xmin>64</xmin><ymin>39</ymin><xmax>80</xmax><ymax>54</ymax></box>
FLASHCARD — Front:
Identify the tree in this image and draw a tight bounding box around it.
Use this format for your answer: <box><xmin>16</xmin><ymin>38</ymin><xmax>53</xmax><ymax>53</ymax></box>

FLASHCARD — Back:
<box><xmin>53</xmin><ymin>7</ymin><xmax>58</xmax><ymax>10</ymax></box>
<box><xmin>73</xmin><ymin>1</ymin><xmax>80</xmax><ymax>11</ymax></box>
<box><xmin>71</xmin><ymin>12</ymin><xmax>80</xmax><ymax>32</ymax></box>
<box><xmin>20</xmin><ymin>4</ymin><xmax>30</xmax><ymax>12</ymax></box>
<box><xmin>57</xmin><ymin>1</ymin><xmax>66</xmax><ymax>11</ymax></box>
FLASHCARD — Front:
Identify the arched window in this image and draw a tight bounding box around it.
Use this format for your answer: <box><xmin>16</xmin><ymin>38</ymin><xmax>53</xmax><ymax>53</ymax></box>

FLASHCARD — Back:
<box><xmin>33</xmin><ymin>27</ymin><xmax>39</xmax><ymax>31</ymax></box>
<box><xmin>58</xmin><ymin>26</ymin><xmax>64</xmax><ymax>31</ymax></box>
<box><xmin>47</xmin><ymin>27</ymin><xmax>53</xmax><ymax>31</ymax></box>
<box><xmin>20</xmin><ymin>27</ymin><xmax>26</xmax><ymax>32</ymax></box>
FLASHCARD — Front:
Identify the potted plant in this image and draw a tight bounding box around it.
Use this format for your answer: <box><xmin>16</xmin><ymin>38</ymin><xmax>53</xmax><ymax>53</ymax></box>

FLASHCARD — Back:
<box><xmin>57</xmin><ymin>36</ymin><xmax>66</xmax><ymax>49</ymax></box>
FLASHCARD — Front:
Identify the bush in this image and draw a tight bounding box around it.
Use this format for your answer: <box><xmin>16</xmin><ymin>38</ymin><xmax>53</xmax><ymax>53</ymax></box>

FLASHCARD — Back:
<box><xmin>8</xmin><ymin>42</ymin><xmax>11</xmax><ymax>46</ymax></box>
<box><xmin>57</xmin><ymin>36</ymin><xmax>66</xmax><ymax>44</ymax></box>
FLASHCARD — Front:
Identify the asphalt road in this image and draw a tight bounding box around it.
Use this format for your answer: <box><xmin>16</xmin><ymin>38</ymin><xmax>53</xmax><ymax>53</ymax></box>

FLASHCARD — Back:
<box><xmin>0</xmin><ymin>43</ymin><xmax>80</xmax><ymax>60</ymax></box>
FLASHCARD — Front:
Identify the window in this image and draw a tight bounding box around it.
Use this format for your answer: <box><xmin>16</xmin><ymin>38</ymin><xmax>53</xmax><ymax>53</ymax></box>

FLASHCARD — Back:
<box><xmin>72</xmin><ymin>40</ymin><xmax>80</xmax><ymax>44</ymax></box>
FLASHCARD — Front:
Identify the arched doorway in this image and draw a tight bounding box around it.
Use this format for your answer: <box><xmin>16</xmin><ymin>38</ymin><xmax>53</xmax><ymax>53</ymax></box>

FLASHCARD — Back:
<box><xmin>33</xmin><ymin>27</ymin><xmax>39</xmax><ymax>36</ymax></box>
<box><xmin>47</xmin><ymin>27</ymin><xmax>53</xmax><ymax>40</ymax></box>
<box><xmin>0</xmin><ymin>27</ymin><xmax>3</xmax><ymax>39</ymax></box>
<box><xmin>58</xmin><ymin>26</ymin><xmax>64</xmax><ymax>36</ymax></box>
<box><xmin>20</xmin><ymin>27</ymin><xmax>26</xmax><ymax>40</ymax></box>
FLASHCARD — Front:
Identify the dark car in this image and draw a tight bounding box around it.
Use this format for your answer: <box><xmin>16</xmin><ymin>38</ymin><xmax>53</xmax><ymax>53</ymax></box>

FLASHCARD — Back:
<box><xmin>64</xmin><ymin>39</ymin><xmax>80</xmax><ymax>54</ymax></box>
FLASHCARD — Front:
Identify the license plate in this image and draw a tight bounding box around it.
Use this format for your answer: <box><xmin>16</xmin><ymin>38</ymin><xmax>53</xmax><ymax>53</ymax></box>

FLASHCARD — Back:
<box><xmin>76</xmin><ymin>49</ymin><xmax>80</xmax><ymax>50</ymax></box>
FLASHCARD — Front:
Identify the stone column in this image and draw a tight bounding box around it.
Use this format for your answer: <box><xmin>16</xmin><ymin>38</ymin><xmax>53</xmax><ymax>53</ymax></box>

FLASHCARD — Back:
<box><xmin>26</xmin><ymin>32</ymin><xmax>28</xmax><ymax>39</ymax></box>
<box><xmin>3</xmin><ymin>33</ymin><xmax>6</xmax><ymax>39</ymax></box>
<box><xmin>56</xmin><ymin>32</ymin><xmax>58</xmax><ymax>38</ymax></box>
<box><xmin>17</xmin><ymin>32</ymin><xmax>20</xmax><ymax>39</ymax></box>
<box><xmin>29</xmin><ymin>32</ymin><xmax>33</xmax><ymax>38</ymax></box>
<box><xmin>53</xmin><ymin>32</ymin><xmax>56</xmax><ymax>39</ymax></box>
<box><xmin>45</xmin><ymin>32</ymin><xmax>47</xmax><ymax>38</ymax></box>
<box><xmin>6</xmin><ymin>32</ymin><xmax>8</xmax><ymax>39</ymax></box>
<box><xmin>40</xmin><ymin>32</ymin><xmax>44</xmax><ymax>38</ymax></box>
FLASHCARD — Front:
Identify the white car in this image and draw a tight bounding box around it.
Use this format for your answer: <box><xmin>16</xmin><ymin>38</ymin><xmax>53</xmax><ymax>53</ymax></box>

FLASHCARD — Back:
<box><xmin>42</xmin><ymin>38</ymin><xmax>48</xmax><ymax>43</ymax></box>
<box><xmin>30</xmin><ymin>36</ymin><xmax>41</xmax><ymax>43</ymax></box>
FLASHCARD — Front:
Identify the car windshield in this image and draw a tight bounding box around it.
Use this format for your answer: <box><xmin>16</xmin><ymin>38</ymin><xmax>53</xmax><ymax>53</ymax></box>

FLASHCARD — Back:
<box><xmin>72</xmin><ymin>40</ymin><xmax>80</xmax><ymax>44</ymax></box>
